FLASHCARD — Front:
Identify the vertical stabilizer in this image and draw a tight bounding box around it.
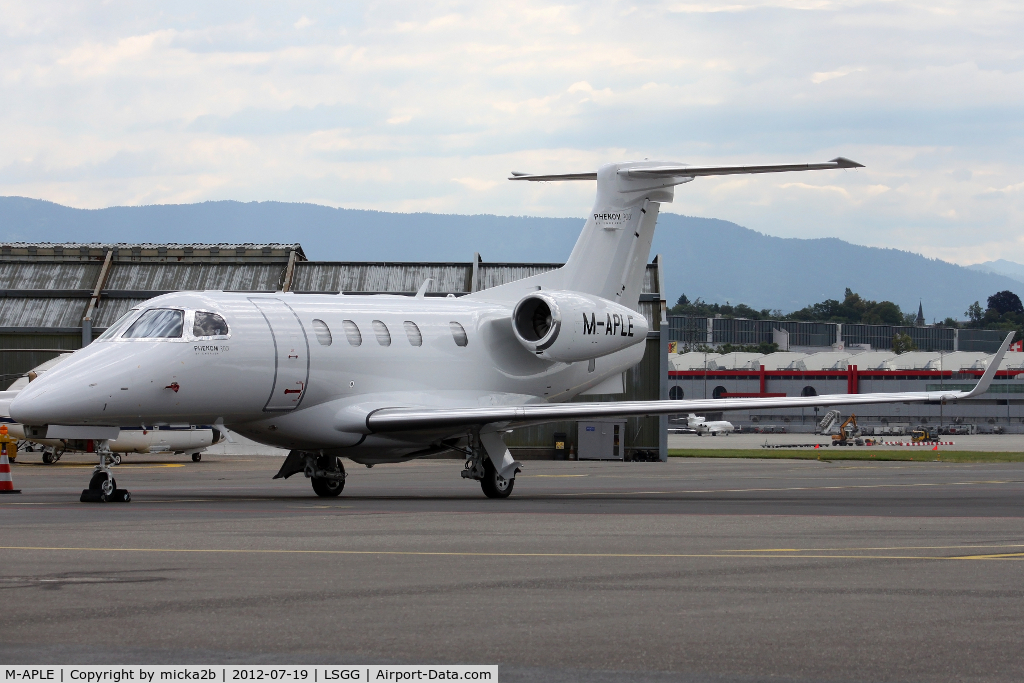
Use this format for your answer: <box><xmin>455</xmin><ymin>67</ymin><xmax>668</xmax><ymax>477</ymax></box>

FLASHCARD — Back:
<box><xmin>474</xmin><ymin>161</ymin><xmax>684</xmax><ymax>309</ymax></box>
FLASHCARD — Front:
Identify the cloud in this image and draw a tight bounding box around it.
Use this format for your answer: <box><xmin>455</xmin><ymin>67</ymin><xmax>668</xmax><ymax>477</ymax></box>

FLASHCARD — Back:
<box><xmin>0</xmin><ymin>0</ymin><xmax>1022</xmax><ymax>265</ymax></box>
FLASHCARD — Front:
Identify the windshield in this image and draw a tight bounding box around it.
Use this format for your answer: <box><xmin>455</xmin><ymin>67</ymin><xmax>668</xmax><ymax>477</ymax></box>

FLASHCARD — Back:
<box><xmin>122</xmin><ymin>309</ymin><xmax>184</xmax><ymax>339</ymax></box>
<box><xmin>193</xmin><ymin>311</ymin><xmax>229</xmax><ymax>337</ymax></box>
<box><xmin>95</xmin><ymin>309</ymin><xmax>140</xmax><ymax>341</ymax></box>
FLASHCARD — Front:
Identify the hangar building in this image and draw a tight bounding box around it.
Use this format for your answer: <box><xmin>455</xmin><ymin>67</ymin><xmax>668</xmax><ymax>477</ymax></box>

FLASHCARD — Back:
<box><xmin>0</xmin><ymin>243</ymin><xmax>669</xmax><ymax>461</ymax></box>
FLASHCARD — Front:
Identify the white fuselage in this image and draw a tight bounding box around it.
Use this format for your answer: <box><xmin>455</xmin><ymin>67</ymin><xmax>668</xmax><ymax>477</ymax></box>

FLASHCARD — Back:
<box><xmin>9</xmin><ymin>291</ymin><xmax>646</xmax><ymax>464</ymax></box>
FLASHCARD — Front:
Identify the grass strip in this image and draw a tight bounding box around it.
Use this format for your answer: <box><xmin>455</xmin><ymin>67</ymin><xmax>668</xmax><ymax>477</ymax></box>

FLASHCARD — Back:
<box><xmin>668</xmin><ymin>449</ymin><xmax>1024</xmax><ymax>463</ymax></box>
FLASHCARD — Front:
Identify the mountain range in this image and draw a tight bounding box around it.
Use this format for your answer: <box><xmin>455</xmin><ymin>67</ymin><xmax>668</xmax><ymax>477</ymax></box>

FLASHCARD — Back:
<box><xmin>1</xmin><ymin>195</ymin><xmax>1020</xmax><ymax>321</ymax></box>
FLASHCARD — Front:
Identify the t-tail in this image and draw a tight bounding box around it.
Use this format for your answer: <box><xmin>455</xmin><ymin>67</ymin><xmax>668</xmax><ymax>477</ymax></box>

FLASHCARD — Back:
<box><xmin>476</xmin><ymin>157</ymin><xmax>863</xmax><ymax>310</ymax></box>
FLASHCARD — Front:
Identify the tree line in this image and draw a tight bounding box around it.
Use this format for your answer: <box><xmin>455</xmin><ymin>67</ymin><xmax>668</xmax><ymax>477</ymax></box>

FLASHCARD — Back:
<box><xmin>669</xmin><ymin>288</ymin><xmax>1024</xmax><ymax>353</ymax></box>
<box><xmin>670</xmin><ymin>288</ymin><xmax>916</xmax><ymax>325</ymax></box>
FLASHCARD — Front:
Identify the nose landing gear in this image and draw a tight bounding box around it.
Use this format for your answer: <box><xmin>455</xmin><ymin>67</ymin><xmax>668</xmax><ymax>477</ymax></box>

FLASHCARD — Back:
<box><xmin>80</xmin><ymin>443</ymin><xmax>131</xmax><ymax>503</ymax></box>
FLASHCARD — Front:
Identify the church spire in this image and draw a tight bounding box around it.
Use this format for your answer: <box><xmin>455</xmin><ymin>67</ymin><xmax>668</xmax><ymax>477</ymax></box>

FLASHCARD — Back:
<box><xmin>916</xmin><ymin>300</ymin><xmax>925</xmax><ymax>327</ymax></box>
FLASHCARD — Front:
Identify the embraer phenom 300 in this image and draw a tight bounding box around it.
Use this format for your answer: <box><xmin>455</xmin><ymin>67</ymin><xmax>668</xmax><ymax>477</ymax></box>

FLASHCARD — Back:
<box><xmin>8</xmin><ymin>158</ymin><xmax>1011</xmax><ymax>501</ymax></box>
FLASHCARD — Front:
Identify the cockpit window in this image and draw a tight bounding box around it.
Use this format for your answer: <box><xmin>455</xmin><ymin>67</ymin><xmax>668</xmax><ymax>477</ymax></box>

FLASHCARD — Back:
<box><xmin>95</xmin><ymin>308</ymin><xmax>140</xmax><ymax>341</ymax></box>
<box><xmin>122</xmin><ymin>309</ymin><xmax>184</xmax><ymax>339</ymax></box>
<box><xmin>193</xmin><ymin>311</ymin><xmax>229</xmax><ymax>338</ymax></box>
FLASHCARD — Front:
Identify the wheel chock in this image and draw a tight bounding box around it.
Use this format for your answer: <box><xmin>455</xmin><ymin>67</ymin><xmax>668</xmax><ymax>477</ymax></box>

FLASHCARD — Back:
<box><xmin>107</xmin><ymin>489</ymin><xmax>131</xmax><ymax>503</ymax></box>
<box><xmin>80</xmin><ymin>489</ymin><xmax>131</xmax><ymax>503</ymax></box>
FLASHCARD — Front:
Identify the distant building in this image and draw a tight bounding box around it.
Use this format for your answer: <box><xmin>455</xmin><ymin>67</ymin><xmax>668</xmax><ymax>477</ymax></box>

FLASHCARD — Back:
<box><xmin>667</xmin><ymin>315</ymin><xmax>1005</xmax><ymax>353</ymax></box>
<box><xmin>669</xmin><ymin>347</ymin><xmax>1024</xmax><ymax>433</ymax></box>
<box><xmin>916</xmin><ymin>301</ymin><xmax>925</xmax><ymax>327</ymax></box>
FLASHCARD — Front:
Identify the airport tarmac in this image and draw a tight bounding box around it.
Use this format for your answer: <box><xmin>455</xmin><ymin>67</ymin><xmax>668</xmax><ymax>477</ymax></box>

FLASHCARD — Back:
<box><xmin>670</xmin><ymin>431</ymin><xmax>1024</xmax><ymax>451</ymax></box>
<box><xmin>4</xmin><ymin>453</ymin><xmax>1024</xmax><ymax>682</ymax></box>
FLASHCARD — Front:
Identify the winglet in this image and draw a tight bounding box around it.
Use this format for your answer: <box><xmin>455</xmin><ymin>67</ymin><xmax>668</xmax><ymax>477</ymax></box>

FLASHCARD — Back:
<box><xmin>831</xmin><ymin>157</ymin><xmax>865</xmax><ymax>169</ymax></box>
<box><xmin>963</xmin><ymin>332</ymin><xmax>1015</xmax><ymax>398</ymax></box>
<box><xmin>415</xmin><ymin>279</ymin><xmax>433</xmax><ymax>298</ymax></box>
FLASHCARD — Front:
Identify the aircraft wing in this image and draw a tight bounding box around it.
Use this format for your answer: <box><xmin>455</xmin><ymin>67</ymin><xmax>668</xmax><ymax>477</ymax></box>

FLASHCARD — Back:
<box><xmin>508</xmin><ymin>158</ymin><xmax>862</xmax><ymax>182</ymax></box>
<box><xmin>365</xmin><ymin>333</ymin><xmax>1011</xmax><ymax>433</ymax></box>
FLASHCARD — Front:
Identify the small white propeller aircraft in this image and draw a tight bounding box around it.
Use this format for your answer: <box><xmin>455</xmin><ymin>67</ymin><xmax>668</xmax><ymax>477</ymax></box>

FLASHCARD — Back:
<box><xmin>6</xmin><ymin>157</ymin><xmax>1012</xmax><ymax>502</ymax></box>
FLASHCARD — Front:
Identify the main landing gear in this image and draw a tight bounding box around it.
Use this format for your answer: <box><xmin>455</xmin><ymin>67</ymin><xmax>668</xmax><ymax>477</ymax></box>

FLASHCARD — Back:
<box><xmin>460</xmin><ymin>432</ymin><xmax>518</xmax><ymax>499</ymax></box>
<box><xmin>80</xmin><ymin>442</ymin><xmax>131</xmax><ymax>503</ymax></box>
<box><xmin>274</xmin><ymin>450</ymin><xmax>346</xmax><ymax>497</ymax></box>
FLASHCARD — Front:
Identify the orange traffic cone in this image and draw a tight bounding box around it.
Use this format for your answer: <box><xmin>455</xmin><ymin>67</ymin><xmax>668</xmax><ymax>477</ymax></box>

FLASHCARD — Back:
<box><xmin>0</xmin><ymin>445</ymin><xmax>20</xmax><ymax>494</ymax></box>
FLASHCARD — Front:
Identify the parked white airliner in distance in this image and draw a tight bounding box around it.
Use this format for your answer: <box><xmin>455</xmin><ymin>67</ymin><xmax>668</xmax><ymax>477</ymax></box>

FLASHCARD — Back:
<box><xmin>7</xmin><ymin>156</ymin><xmax>1012</xmax><ymax>502</ymax></box>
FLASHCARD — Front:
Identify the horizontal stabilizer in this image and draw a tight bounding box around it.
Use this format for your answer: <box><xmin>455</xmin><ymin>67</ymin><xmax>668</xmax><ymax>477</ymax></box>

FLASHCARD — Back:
<box><xmin>509</xmin><ymin>157</ymin><xmax>863</xmax><ymax>182</ymax></box>
<box><xmin>508</xmin><ymin>171</ymin><xmax>598</xmax><ymax>181</ymax></box>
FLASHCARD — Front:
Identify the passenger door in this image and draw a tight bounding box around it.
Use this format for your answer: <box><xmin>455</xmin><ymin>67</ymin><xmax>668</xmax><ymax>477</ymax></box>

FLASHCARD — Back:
<box><xmin>249</xmin><ymin>298</ymin><xmax>310</xmax><ymax>411</ymax></box>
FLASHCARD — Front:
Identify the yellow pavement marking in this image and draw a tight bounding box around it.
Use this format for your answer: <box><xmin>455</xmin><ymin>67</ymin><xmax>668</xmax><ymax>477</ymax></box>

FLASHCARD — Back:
<box><xmin>0</xmin><ymin>546</ymin><xmax>1021</xmax><ymax>561</ymax></box>
<box><xmin>725</xmin><ymin>543</ymin><xmax>1024</xmax><ymax>553</ymax></box>
<box><xmin>17</xmin><ymin>463</ymin><xmax>185</xmax><ymax>469</ymax></box>
<box><xmin>549</xmin><ymin>479</ymin><xmax>1020</xmax><ymax>496</ymax></box>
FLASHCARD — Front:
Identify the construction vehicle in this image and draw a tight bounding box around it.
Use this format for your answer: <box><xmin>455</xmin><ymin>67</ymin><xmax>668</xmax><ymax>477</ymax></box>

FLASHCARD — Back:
<box><xmin>832</xmin><ymin>413</ymin><xmax>864</xmax><ymax>446</ymax></box>
<box><xmin>911</xmin><ymin>426</ymin><xmax>940</xmax><ymax>443</ymax></box>
<box><xmin>818</xmin><ymin>410</ymin><xmax>876</xmax><ymax>446</ymax></box>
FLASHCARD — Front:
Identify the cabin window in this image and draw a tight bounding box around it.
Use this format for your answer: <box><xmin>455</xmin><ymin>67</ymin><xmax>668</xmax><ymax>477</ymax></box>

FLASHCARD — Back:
<box><xmin>669</xmin><ymin>386</ymin><xmax>684</xmax><ymax>400</ymax></box>
<box><xmin>95</xmin><ymin>308</ymin><xmax>140</xmax><ymax>341</ymax></box>
<box><xmin>404</xmin><ymin>321</ymin><xmax>423</xmax><ymax>347</ymax></box>
<box><xmin>342</xmin><ymin>320</ymin><xmax>362</xmax><ymax>346</ymax></box>
<box><xmin>122</xmin><ymin>308</ymin><xmax>184</xmax><ymax>339</ymax></box>
<box><xmin>312</xmin><ymin>319</ymin><xmax>332</xmax><ymax>346</ymax></box>
<box><xmin>193</xmin><ymin>311</ymin><xmax>229</xmax><ymax>338</ymax></box>
<box><xmin>449</xmin><ymin>321</ymin><xmax>468</xmax><ymax>347</ymax></box>
<box><xmin>372</xmin><ymin>320</ymin><xmax>392</xmax><ymax>346</ymax></box>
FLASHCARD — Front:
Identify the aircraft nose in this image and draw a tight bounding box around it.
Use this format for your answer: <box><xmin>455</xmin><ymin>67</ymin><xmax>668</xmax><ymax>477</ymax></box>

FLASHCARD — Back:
<box><xmin>9</xmin><ymin>345</ymin><xmax>133</xmax><ymax>426</ymax></box>
<box><xmin>8</xmin><ymin>372</ymin><xmax>99</xmax><ymax>425</ymax></box>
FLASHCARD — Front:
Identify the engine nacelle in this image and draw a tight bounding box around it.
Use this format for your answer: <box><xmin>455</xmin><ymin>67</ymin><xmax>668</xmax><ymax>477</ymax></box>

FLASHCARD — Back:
<box><xmin>512</xmin><ymin>290</ymin><xmax>649</xmax><ymax>362</ymax></box>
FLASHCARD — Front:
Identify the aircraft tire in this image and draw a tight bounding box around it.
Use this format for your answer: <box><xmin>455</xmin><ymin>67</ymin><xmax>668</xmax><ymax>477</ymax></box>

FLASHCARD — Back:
<box><xmin>312</xmin><ymin>456</ymin><xmax>345</xmax><ymax>497</ymax></box>
<box><xmin>112</xmin><ymin>454</ymin><xmax>122</xmax><ymax>465</ymax></box>
<box><xmin>480</xmin><ymin>459</ymin><xmax>514</xmax><ymax>499</ymax></box>
<box><xmin>42</xmin><ymin>451</ymin><xmax>55</xmax><ymax>464</ymax></box>
<box><xmin>192</xmin><ymin>453</ymin><xmax>202</xmax><ymax>462</ymax></box>
<box><xmin>311</xmin><ymin>476</ymin><xmax>344</xmax><ymax>497</ymax></box>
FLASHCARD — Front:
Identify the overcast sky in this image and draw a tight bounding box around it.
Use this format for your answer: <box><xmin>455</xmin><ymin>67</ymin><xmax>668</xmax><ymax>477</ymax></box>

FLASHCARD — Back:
<box><xmin>1</xmin><ymin>1</ymin><xmax>1021</xmax><ymax>266</ymax></box>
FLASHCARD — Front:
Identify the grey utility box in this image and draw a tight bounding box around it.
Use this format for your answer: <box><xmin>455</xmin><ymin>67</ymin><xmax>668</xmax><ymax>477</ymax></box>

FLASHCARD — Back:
<box><xmin>577</xmin><ymin>421</ymin><xmax>626</xmax><ymax>460</ymax></box>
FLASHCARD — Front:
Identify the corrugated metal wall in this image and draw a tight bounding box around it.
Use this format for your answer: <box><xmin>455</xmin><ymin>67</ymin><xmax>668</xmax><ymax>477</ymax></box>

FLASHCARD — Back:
<box><xmin>0</xmin><ymin>262</ymin><xmax>100</xmax><ymax>290</ymax></box>
<box><xmin>293</xmin><ymin>263</ymin><xmax>472</xmax><ymax>294</ymax></box>
<box><xmin>477</xmin><ymin>264</ymin><xmax>559</xmax><ymax>290</ymax></box>
<box><xmin>104</xmin><ymin>263</ymin><xmax>285</xmax><ymax>292</ymax></box>
<box><xmin>0</xmin><ymin>298</ymin><xmax>90</xmax><ymax>328</ymax></box>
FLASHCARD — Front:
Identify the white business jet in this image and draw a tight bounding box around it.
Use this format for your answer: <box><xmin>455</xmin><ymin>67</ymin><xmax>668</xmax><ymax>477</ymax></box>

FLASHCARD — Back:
<box><xmin>687</xmin><ymin>414</ymin><xmax>735</xmax><ymax>436</ymax></box>
<box><xmin>7</xmin><ymin>157</ymin><xmax>1012</xmax><ymax>502</ymax></box>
